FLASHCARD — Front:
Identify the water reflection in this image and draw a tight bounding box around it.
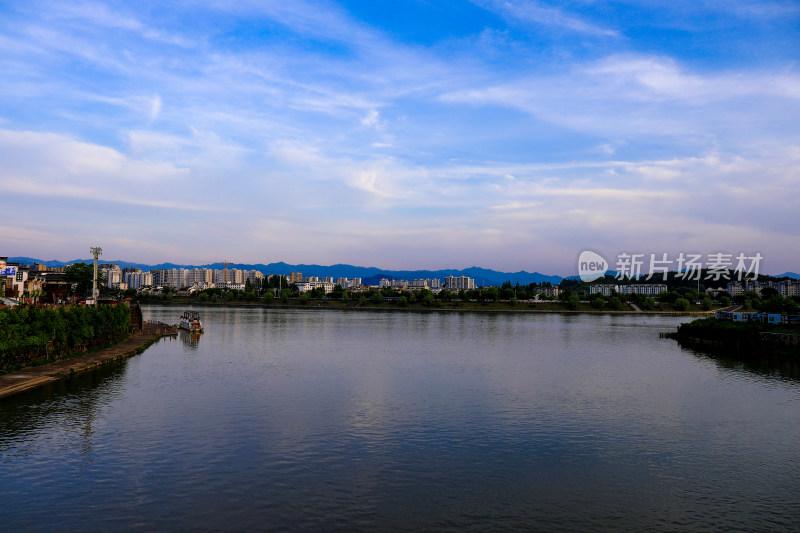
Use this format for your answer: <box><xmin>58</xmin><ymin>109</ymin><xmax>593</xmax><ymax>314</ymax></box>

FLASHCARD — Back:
<box><xmin>2</xmin><ymin>308</ymin><xmax>799</xmax><ymax>532</ymax></box>
<box><xmin>179</xmin><ymin>331</ymin><xmax>202</xmax><ymax>349</ymax></box>
<box><xmin>676</xmin><ymin>338</ymin><xmax>800</xmax><ymax>382</ymax></box>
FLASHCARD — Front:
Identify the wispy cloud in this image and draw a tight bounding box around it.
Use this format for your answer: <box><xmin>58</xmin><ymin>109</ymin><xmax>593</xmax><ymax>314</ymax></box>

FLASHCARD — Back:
<box><xmin>440</xmin><ymin>54</ymin><xmax>800</xmax><ymax>144</ymax></box>
<box><xmin>0</xmin><ymin>0</ymin><xmax>798</xmax><ymax>271</ymax></box>
<box><xmin>472</xmin><ymin>0</ymin><xmax>620</xmax><ymax>37</ymax></box>
<box><xmin>0</xmin><ymin>129</ymin><xmax>212</xmax><ymax>211</ymax></box>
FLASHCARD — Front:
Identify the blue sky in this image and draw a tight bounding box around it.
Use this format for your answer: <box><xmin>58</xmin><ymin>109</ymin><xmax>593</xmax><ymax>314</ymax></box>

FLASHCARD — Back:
<box><xmin>1</xmin><ymin>0</ymin><xmax>798</xmax><ymax>275</ymax></box>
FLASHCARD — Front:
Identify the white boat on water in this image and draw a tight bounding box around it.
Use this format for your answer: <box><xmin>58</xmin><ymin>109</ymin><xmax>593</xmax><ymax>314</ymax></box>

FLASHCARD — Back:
<box><xmin>179</xmin><ymin>311</ymin><xmax>204</xmax><ymax>333</ymax></box>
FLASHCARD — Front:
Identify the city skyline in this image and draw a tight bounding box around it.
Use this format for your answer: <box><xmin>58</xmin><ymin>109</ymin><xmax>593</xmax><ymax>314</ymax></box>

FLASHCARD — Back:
<box><xmin>1</xmin><ymin>1</ymin><xmax>799</xmax><ymax>273</ymax></box>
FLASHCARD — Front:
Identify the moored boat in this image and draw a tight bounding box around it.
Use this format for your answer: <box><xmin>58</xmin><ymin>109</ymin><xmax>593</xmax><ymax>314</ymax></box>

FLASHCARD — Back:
<box><xmin>178</xmin><ymin>310</ymin><xmax>204</xmax><ymax>333</ymax></box>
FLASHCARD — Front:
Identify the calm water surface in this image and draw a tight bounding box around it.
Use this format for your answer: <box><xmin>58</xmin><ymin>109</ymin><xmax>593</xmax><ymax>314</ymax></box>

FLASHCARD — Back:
<box><xmin>2</xmin><ymin>307</ymin><xmax>799</xmax><ymax>531</ymax></box>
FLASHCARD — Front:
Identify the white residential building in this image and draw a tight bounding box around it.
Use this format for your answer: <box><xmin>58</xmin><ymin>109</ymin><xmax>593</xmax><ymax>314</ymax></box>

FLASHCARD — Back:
<box><xmin>124</xmin><ymin>271</ymin><xmax>153</xmax><ymax>289</ymax></box>
<box><xmin>726</xmin><ymin>281</ymin><xmax>745</xmax><ymax>296</ymax></box>
<box><xmin>616</xmin><ymin>284</ymin><xmax>668</xmax><ymax>296</ymax></box>
<box><xmin>296</xmin><ymin>281</ymin><xmax>335</xmax><ymax>294</ymax></box>
<box><xmin>777</xmin><ymin>280</ymin><xmax>800</xmax><ymax>297</ymax></box>
<box><xmin>187</xmin><ymin>269</ymin><xmax>213</xmax><ymax>285</ymax></box>
<box><xmin>216</xmin><ymin>281</ymin><xmax>245</xmax><ymax>291</ymax></box>
<box><xmin>104</xmin><ymin>268</ymin><xmax>123</xmax><ymax>289</ymax></box>
<box><xmin>589</xmin><ymin>284</ymin><xmax>616</xmax><ymax>296</ymax></box>
<box><xmin>244</xmin><ymin>270</ymin><xmax>264</xmax><ymax>285</ymax></box>
<box><xmin>443</xmin><ymin>275</ymin><xmax>475</xmax><ymax>290</ymax></box>
<box><xmin>590</xmin><ymin>284</ymin><xmax>667</xmax><ymax>296</ymax></box>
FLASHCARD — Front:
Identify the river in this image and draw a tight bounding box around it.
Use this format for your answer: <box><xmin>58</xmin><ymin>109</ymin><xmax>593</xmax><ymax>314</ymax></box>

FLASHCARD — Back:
<box><xmin>2</xmin><ymin>306</ymin><xmax>799</xmax><ymax>531</ymax></box>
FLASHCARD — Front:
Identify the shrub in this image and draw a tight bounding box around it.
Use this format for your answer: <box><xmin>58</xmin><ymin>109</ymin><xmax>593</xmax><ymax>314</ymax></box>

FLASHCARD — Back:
<box><xmin>0</xmin><ymin>304</ymin><xmax>130</xmax><ymax>370</ymax></box>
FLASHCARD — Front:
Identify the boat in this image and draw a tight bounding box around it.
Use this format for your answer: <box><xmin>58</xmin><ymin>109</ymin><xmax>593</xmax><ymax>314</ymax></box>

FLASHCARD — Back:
<box><xmin>178</xmin><ymin>311</ymin><xmax>204</xmax><ymax>333</ymax></box>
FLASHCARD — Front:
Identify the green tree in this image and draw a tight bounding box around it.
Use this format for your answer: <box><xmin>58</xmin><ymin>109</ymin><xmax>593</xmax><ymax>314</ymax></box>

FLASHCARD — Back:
<box><xmin>607</xmin><ymin>296</ymin><xmax>621</xmax><ymax>310</ymax></box>
<box><xmin>591</xmin><ymin>296</ymin><xmax>605</xmax><ymax>309</ymax></box>
<box><xmin>761</xmin><ymin>287</ymin><xmax>779</xmax><ymax>299</ymax></box>
<box><xmin>311</xmin><ymin>287</ymin><xmax>326</xmax><ymax>299</ymax></box>
<box><xmin>372</xmin><ymin>292</ymin><xmax>384</xmax><ymax>304</ymax></box>
<box><xmin>484</xmin><ymin>287</ymin><xmax>500</xmax><ymax>302</ymax></box>
<box><xmin>64</xmin><ymin>262</ymin><xmax>102</xmax><ymax>296</ymax></box>
<box><xmin>674</xmin><ymin>298</ymin><xmax>690</xmax><ymax>311</ymax></box>
<box><xmin>280</xmin><ymin>288</ymin><xmax>291</xmax><ymax>303</ymax></box>
<box><xmin>566</xmin><ymin>295</ymin><xmax>580</xmax><ymax>310</ymax></box>
<box><xmin>658</xmin><ymin>291</ymin><xmax>679</xmax><ymax>304</ymax></box>
<box><xmin>702</xmin><ymin>297</ymin><xmax>713</xmax><ymax>310</ymax></box>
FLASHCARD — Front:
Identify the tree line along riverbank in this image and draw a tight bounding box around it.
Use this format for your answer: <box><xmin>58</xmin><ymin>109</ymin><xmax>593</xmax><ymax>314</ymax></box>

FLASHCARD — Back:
<box><xmin>135</xmin><ymin>289</ymin><xmax>719</xmax><ymax>313</ymax></box>
<box><xmin>669</xmin><ymin>316</ymin><xmax>800</xmax><ymax>357</ymax></box>
<box><xmin>0</xmin><ymin>304</ymin><xmax>132</xmax><ymax>372</ymax></box>
<box><xmin>134</xmin><ymin>295</ymin><xmax>713</xmax><ymax>314</ymax></box>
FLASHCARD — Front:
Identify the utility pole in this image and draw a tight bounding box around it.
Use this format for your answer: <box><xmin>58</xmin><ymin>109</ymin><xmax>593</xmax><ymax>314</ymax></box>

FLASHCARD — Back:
<box><xmin>90</xmin><ymin>246</ymin><xmax>102</xmax><ymax>305</ymax></box>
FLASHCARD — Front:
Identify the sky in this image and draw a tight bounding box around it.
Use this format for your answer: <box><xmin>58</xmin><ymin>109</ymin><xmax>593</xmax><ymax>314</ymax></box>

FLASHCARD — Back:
<box><xmin>1</xmin><ymin>0</ymin><xmax>799</xmax><ymax>275</ymax></box>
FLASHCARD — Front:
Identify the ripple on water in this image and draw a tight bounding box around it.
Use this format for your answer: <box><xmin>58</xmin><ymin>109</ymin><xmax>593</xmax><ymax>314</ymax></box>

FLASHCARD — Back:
<box><xmin>1</xmin><ymin>309</ymin><xmax>799</xmax><ymax>532</ymax></box>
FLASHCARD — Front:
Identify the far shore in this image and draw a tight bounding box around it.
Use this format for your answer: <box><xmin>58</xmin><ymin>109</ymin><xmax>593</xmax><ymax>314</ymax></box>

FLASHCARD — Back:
<box><xmin>137</xmin><ymin>298</ymin><xmax>711</xmax><ymax>316</ymax></box>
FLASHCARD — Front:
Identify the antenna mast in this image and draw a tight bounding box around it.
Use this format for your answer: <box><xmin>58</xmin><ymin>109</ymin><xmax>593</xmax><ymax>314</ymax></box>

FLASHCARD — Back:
<box><xmin>90</xmin><ymin>246</ymin><xmax>102</xmax><ymax>305</ymax></box>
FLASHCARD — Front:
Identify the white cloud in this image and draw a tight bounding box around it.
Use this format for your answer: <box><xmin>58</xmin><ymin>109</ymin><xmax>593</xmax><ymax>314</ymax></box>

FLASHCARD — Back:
<box><xmin>473</xmin><ymin>0</ymin><xmax>619</xmax><ymax>37</ymax></box>
<box><xmin>0</xmin><ymin>129</ymin><xmax>208</xmax><ymax>210</ymax></box>
<box><xmin>148</xmin><ymin>95</ymin><xmax>162</xmax><ymax>124</ymax></box>
<box><xmin>361</xmin><ymin>109</ymin><xmax>380</xmax><ymax>128</ymax></box>
<box><xmin>440</xmin><ymin>54</ymin><xmax>800</xmax><ymax>143</ymax></box>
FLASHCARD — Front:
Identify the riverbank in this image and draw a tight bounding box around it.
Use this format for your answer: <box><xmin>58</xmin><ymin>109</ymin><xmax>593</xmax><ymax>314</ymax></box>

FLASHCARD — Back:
<box><xmin>669</xmin><ymin>317</ymin><xmax>800</xmax><ymax>357</ymax></box>
<box><xmin>138</xmin><ymin>298</ymin><xmax>711</xmax><ymax>315</ymax></box>
<box><xmin>0</xmin><ymin>332</ymin><xmax>162</xmax><ymax>399</ymax></box>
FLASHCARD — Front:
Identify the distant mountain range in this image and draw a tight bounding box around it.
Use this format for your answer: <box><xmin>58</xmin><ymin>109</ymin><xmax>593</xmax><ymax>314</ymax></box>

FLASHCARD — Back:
<box><xmin>9</xmin><ymin>257</ymin><xmax>564</xmax><ymax>286</ymax></box>
<box><xmin>10</xmin><ymin>258</ymin><xmax>799</xmax><ymax>286</ymax></box>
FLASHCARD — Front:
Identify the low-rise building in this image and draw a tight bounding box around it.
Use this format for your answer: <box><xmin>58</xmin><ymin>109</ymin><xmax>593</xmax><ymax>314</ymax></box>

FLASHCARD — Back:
<box><xmin>616</xmin><ymin>284</ymin><xmax>668</xmax><ymax>296</ymax></box>
<box><xmin>296</xmin><ymin>281</ymin><xmax>335</xmax><ymax>294</ymax></box>
<box><xmin>540</xmin><ymin>286</ymin><xmax>560</xmax><ymax>298</ymax></box>
<box><xmin>589</xmin><ymin>284</ymin><xmax>616</xmax><ymax>296</ymax></box>
<box><xmin>590</xmin><ymin>284</ymin><xmax>667</xmax><ymax>296</ymax></box>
